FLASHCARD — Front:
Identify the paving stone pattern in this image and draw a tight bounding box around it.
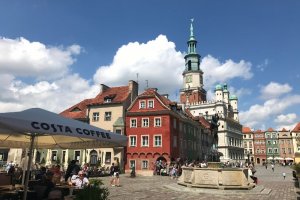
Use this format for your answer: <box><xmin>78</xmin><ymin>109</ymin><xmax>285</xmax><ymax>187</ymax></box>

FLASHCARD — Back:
<box><xmin>97</xmin><ymin>165</ymin><xmax>298</xmax><ymax>200</ymax></box>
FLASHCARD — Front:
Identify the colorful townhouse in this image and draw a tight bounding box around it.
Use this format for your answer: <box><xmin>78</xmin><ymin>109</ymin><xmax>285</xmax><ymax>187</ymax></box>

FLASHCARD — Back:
<box><xmin>253</xmin><ymin>130</ymin><xmax>266</xmax><ymax>164</ymax></box>
<box><xmin>125</xmin><ymin>88</ymin><xmax>213</xmax><ymax>175</ymax></box>
<box><xmin>265</xmin><ymin>128</ymin><xmax>280</xmax><ymax>162</ymax></box>
<box><xmin>278</xmin><ymin>128</ymin><xmax>294</xmax><ymax>163</ymax></box>
<box><xmin>242</xmin><ymin>127</ymin><xmax>254</xmax><ymax>163</ymax></box>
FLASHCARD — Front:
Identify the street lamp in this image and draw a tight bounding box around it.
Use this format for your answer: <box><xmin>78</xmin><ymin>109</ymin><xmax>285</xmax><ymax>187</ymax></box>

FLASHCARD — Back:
<box><xmin>247</xmin><ymin>151</ymin><xmax>250</xmax><ymax>165</ymax></box>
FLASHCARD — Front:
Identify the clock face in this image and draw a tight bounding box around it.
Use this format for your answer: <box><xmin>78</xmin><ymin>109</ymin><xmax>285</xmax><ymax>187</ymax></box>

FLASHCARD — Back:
<box><xmin>186</xmin><ymin>75</ymin><xmax>192</xmax><ymax>83</ymax></box>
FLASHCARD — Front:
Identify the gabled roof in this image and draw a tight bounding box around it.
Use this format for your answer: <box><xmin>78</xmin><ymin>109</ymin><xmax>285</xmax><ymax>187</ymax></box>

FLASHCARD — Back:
<box><xmin>255</xmin><ymin>129</ymin><xmax>264</xmax><ymax>133</ymax></box>
<box><xmin>60</xmin><ymin>84</ymin><xmax>132</xmax><ymax>120</ymax></box>
<box><xmin>139</xmin><ymin>88</ymin><xmax>173</xmax><ymax>106</ymax></box>
<box><xmin>89</xmin><ymin>86</ymin><xmax>130</xmax><ymax>105</ymax></box>
<box><xmin>280</xmin><ymin>128</ymin><xmax>288</xmax><ymax>132</ymax></box>
<box><xmin>292</xmin><ymin>122</ymin><xmax>300</xmax><ymax>132</ymax></box>
<box><xmin>266</xmin><ymin>127</ymin><xmax>274</xmax><ymax>132</ymax></box>
<box><xmin>199</xmin><ymin>116</ymin><xmax>210</xmax><ymax>129</ymax></box>
<box><xmin>242</xmin><ymin>127</ymin><xmax>252</xmax><ymax>133</ymax></box>
<box><xmin>60</xmin><ymin>98</ymin><xmax>93</xmax><ymax>119</ymax></box>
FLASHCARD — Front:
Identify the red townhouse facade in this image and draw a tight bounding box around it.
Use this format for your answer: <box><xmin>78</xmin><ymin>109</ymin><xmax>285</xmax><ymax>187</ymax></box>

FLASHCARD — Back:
<box><xmin>125</xmin><ymin>88</ymin><xmax>213</xmax><ymax>175</ymax></box>
<box><xmin>253</xmin><ymin>130</ymin><xmax>266</xmax><ymax>164</ymax></box>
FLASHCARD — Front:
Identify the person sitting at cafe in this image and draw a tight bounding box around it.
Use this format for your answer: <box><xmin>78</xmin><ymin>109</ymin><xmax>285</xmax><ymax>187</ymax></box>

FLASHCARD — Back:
<box><xmin>40</xmin><ymin>171</ymin><xmax>55</xmax><ymax>199</ymax></box>
<box><xmin>70</xmin><ymin>171</ymin><xmax>89</xmax><ymax>188</ymax></box>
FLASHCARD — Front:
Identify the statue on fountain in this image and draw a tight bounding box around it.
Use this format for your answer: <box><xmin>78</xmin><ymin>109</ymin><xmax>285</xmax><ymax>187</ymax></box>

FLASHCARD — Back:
<box><xmin>210</xmin><ymin>113</ymin><xmax>220</xmax><ymax>150</ymax></box>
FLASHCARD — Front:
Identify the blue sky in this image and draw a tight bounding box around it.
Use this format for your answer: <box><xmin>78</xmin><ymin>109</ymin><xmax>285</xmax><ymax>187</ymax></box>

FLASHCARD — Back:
<box><xmin>0</xmin><ymin>0</ymin><xmax>299</xmax><ymax>131</ymax></box>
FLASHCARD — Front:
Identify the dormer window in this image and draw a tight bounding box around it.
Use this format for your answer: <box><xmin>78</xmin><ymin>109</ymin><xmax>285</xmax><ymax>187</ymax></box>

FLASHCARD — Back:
<box><xmin>148</xmin><ymin>100</ymin><xmax>154</xmax><ymax>108</ymax></box>
<box><xmin>104</xmin><ymin>98</ymin><xmax>112</xmax><ymax>103</ymax></box>
<box><xmin>139</xmin><ymin>100</ymin><xmax>146</xmax><ymax>109</ymax></box>
<box><xmin>104</xmin><ymin>94</ymin><xmax>116</xmax><ymax>103</ymax></box>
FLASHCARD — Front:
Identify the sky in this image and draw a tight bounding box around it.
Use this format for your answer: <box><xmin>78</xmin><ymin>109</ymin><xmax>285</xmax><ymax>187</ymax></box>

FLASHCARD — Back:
<box><xmin>0</xmin><ymin>0</ymin><xmax>299</xmax><ymax>131</ymax></box>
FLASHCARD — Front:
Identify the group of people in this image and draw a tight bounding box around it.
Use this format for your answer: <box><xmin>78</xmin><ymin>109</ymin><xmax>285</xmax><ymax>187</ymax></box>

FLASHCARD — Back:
<box><xmin>109</xmin><ymin>163</ymin><xmax>120</xmax><ymax>187</ymax></box>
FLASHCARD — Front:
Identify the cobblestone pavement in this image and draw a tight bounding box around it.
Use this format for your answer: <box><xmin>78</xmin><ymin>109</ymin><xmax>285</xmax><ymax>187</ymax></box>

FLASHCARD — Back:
<box><xmin>97</xmin><ymin>165</ymin><xmax>298</xmax><ymax>200</ymax></box>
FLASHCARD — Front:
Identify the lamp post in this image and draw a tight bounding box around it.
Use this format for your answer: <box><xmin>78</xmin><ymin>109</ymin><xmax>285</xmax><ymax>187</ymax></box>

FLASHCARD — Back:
<box><xmin>247</xmin><ymin>151</ymin><xmax>250</xmax><ymax>165</ymax></box>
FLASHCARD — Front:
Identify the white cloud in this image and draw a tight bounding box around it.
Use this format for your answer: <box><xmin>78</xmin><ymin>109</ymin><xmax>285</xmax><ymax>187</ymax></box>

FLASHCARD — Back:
<box><xmin>256</xmin><ymin>59</ymin><xmax>269</xmax><ymax>72</ymax></box>
<box><xmin>260</xmin><ymin>82</ymin><xmax>292</xmax><ymax>100</ymax></box>
<box><xmin>0</xmin><ymin>35</ymin><xmax>254</xmax><ymax>115</ymax></box>
<box><xmin>94</xmin><ymin>35</ymin><xmax>184</xmax><ymax>96</ymax></box>
<box><xmin>274</xmin><ymin>113</ymin><xmax>297</xmax><ymax>124</ymax></box>
<box><xmin>240</xmin><ymin>95</ymin><xmax>300</xmax><ymax>128</ymax></box>
<box><xmin>94</xmin><ymin>35</ymin><xmax>253</xmax><ymax>100</ymax></box>
<box><xmin>201</xmin><ymin>55</ymin><xmax>253</xmax><ymax>89</ymax></box>
<box><xmin>0</xmin><ymin>74</ymin><xmax>99</xmax><ymax>113</ymax></box>
<box><xmin>0</xmin><ymin>37</ymin><xmax>81</xmax><ymax>80</ymax></box>
<box><xmin>273</xmin><ymin>113</ymin><xmax>298</xmax><ymax>131</ymax></box>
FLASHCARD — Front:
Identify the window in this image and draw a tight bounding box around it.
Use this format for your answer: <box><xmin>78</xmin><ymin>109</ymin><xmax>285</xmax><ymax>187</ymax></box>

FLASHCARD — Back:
<box><xmin>173</xmin><ymin>119</ymin><xmax>177</xmax><ymax>129</ymax></box>
<box><xmin>104</xmin><ymin>112</ymin><xmax>111</xmax><ymax>121</ymax></box>
<box><xmin>256</xmin><ymin>149</ymin><xmax>260</xmax><ymax>154</ymax></box>
<box><xmin>115</xmin><ymin>129</ymin><xmax>122</xmax><ymax>134</ymax></box>
<box><xmin>104</xmin><ymin>98</ymin><xmax>111</xmax><ymax>103</ymax></box>
<box><xmin>267</xmin><ymin>140</ymin><xmax>271</xmax><ymax>145</ymax></box>
<box><xmin>268</xmin><ymin>148</ymin><xmax>272</xmax><ymax>153</ymax></box>
<box><xmin>51</xmin><ymin>151</ymin><xmax>57</xmax><ymax>161</ymax></box>
<box><xmin>154</xmin><ymin>117</ymin><xmax>161</xmax><ymax>127</ymax></box>
<box><xmin>105</xmin><ymin>152</ymin><xmax>111</xmax><ymax>164</ymax></box>
<box><xmin>129</xmin><ymin>136</ymin><xmax>137</xmax><ymax>147</ymax></box>
<box><xmin>142</xmin><ymin>160</ymin><xmax>148</xmax><ymax>169</ymax></box>
<box><xmin>92</xmin><ymin>112</ymin><xmax>99</xmax><ymax>121</ymax></box>
<box><xmin>243</xmin><ymin>135</ymin><xmax>246</xmax><ymax>139</ymax></box>
<box><xmin>244</xmin><ymin>142</ymin><xmax>247</xmax><ymax>148</ymax></box>
<box><xmin>139</xmin><ymin>100</ymin><xmax>146</xmax><ymax>109</ymax></box>
<box><xmin>141</xmin><ymin>135</ymin><xmax>149</xmax><ymax>147</ymax></box>
<box><xmin>249</xmin><ymin>134</ymin><xmax>252</xmax><ymax>138</ymax></box>
<box><xmin>130</xmin><ymin>160</ymin><xmax>136</xmax><ymax>168</ymax></box>
<box><xmin>273</xmin><ymin>148</ymin><xmax>278</xmax><ymax>153</ymax></box>
<box><xmin>173</xmin><ymin>136</ymin><xmax>177</xmax><ymax>147</ymax></box>
<box><xmin>62</xmin><ymin>151</ymin><xmax>66</xmax><ymax>163</ymax></box>
<box><xmin>261</xmin><ymin>149</ymin><xmax>265</xmax><ymax>153</ymax></box>
<box><xmin>288</xmin><ymin>148</ymin><xmax>292</xmax><ymax>154</ymax></box>
<box><xmin>74</xmin><ymin>150</ymin><xmax>81</xmax><ymax>161</ymax></box>
<box><xmin>148</xmin><ymin>100</ymin><xmax>154</xmax><ymax>108</ymax></box>
<box><xmin>130</xmin><ymin>118</ymin><xmax>137</xmax><ymax>128</ymax></box>
<box><xmin>142</xmin><ymin>118</ymin><xmax>149</xmax><ymax>127</ymax></box>
<box><xmin>282</xmin><ymin>148</ymin><xmax>286</xmax><ymax>153</ymax></box>
<box><xmin>154</xmin><ymin>135</ymin><xmax>162</xmax><ymax>147</ymax></box>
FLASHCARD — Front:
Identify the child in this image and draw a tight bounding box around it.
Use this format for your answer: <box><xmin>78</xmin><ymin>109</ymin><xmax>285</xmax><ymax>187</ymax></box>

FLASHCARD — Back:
<box><xmin>283</xmin><ymin>172</ymin><xmax>286</xmax><ymax>180</ymax></box>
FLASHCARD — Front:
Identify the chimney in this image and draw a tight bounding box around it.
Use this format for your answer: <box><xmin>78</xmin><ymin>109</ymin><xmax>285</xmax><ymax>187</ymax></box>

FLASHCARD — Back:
<box><xmin>128</xmin><ymin>80</ymin><xmax>138</xmax><ymax>103</ymax></box>
<box><xmin>161</xmin><ymin>94</ymin><xmax>169</xmax><ymax>99</ymax></box>
<box><xmin>100</xmin><ymin>84</ymin><xmax>110</xmax><ymax>94</ymax></box>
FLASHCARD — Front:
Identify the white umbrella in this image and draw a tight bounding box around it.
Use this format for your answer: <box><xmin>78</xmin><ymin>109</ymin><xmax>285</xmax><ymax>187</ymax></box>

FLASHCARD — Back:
<box><xmin>267</xmin><ymin>157</ymin><xmax>273</xmax><ymax>160</ymax></box>
<box><xmin>285</xmin><ymin>157</ymin><xmax>294</xmax><ymax>160</ymax></box>
<box><xmin>275</xmin><ymin>157</ymin><xmax>283</xmax><ymax>160</ymax></box>
<box><xmin>0</xmin><ymin>108</ymin><xmax>127</xmax><ymax>200</ymax></box>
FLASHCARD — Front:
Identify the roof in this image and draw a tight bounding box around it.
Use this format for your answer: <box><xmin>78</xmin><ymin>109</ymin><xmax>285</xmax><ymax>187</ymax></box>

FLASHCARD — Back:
<box><xmin>60</xmin><ymin>98</ymin><xmax>93</xmax><ymax>119</ymax></box>
<box><xmin>215</xmin><ymin>84</ymin><xmax>222</xmax><ymax>90</ymax></box>
<box><xmin>292</xmin><ymin>122</ymin><xmax>300</xmax><ymax>132</ymax></box>
<box><xmin>266</xmin><ymin>127</ymin><xmax>274</xmax><ymax>132</ymax></box>
<box><xmin>281</xmin><ymin>128</ymin><xmax>288</xmax><ymax>132</ymax></box>
<box><xmin>60</xmin><ymin>84</ymin><xmax>131</xmax><ymax>120</ymax></box>
<box><xmin>139</xmin><ymin>88</ymin><xmax>173</xmax><ymax>106</ymax></box>
<box><xmin>89</xmin><ymin>86</ymin><xmax>130</xmax><ymax>105</ymax></box>
<box><xmin>255</xmin><ymin>130</ymin><xmax>264</xmax><ymax>133</ymax></box>
<box><xmin>199</xmin><ymin>116</ymin><xmax>211</xmax><ymax>129</ymax></box>
<box><xmin>113</xmin><ymin>117</ymin><xmax>124</xmax><ymax>127</ymax></box>
<box><xmin>229</xmin><ymin>95</ymin><xmax>238</xmax><ymax>100</ymax></box>
<box><xmin>242</xmin><ymin>127</ymin><xmax>252</xmax><ymax>133</ymax></box>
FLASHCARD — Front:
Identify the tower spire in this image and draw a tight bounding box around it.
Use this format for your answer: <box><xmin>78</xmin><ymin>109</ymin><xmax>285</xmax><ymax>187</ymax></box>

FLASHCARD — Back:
<box><xmin>190</xmin><ymin>18</ymin><xmax>194</xmax><ymax>37</ymax></box>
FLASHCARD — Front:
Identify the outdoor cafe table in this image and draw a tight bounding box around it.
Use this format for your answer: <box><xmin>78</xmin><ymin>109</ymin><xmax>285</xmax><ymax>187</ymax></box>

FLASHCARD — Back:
<box><xmin>55</xmin><ymin>184</ymin><xmax>82</xmax><ymax>196</ymax></box>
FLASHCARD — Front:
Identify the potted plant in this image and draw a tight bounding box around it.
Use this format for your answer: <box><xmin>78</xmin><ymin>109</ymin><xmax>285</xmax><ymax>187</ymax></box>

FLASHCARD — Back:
<box><xmin>75</xmin><ymin>179</ymin><xmax>109</xmax><ymax>200</ymax></box>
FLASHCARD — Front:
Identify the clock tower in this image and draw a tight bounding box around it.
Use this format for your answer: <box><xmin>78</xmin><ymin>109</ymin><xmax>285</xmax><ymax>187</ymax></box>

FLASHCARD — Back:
<box><xmin>180</xmin><ymin>19</ymin><xmax>207</xmax><ymax>105</ymax></box>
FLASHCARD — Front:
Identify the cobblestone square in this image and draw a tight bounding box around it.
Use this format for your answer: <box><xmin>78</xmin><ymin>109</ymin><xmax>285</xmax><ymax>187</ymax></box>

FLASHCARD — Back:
<box><xmin>98</xmin><ymin>165</ymin><xmax>298</xmax><ymax>200</ymax></box>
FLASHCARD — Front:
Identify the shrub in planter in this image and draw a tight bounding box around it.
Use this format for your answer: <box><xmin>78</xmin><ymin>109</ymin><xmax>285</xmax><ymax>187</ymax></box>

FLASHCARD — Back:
<box><xmin>75</xmin><ymin>179</ymin><xmax>109</xmax><ymax>200</ymax></box>
<box><xmin>293</xmin><ymin>163</ymin><xmax>300</xmax><ymax>175</ymax></box>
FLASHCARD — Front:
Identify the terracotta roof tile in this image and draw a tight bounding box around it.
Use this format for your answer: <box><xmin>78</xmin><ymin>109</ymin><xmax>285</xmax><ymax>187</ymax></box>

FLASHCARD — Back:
<box><xmin>139</xmin><ymin>88</ymin><xmax>173</xmax><ymax>106</ymax></box>
<box><xmin>60</xmin><ymin>98</ymin><xmax>93</xmax><ymax>119</ymax></box>
<box><xmin>199</xmin><ymin>116</ymin><xmax>211</xmax><ymax>129</ymax></box>
<box><xmin>255</xmin><ymin>130</ymin><xmax>264</xmax><ymax>133</ymax></box>
<box><xmin>89</xmin><ymin>86</ymin><xmax>130</xmax><ymax>105</ymax></box>
<box><xmin>292</xmin><ymin>122</ymin><xmax>300</xmax><ymax>132</ymax></box>
<box><xmin>242</xmin><ymin>127</ymin><xmax>252</xmax><ymax>133</ymax></box>
<box><xmin>267</xmin><ymin>127</ymin><xmax>274</xmax><ymax>132</ymax></box>
<box><xmin>60</xmin><ymin>85</ymin><xmax>131</xmax><ymax>120</ymax></box>
<box><xmin>281</xmin><ymin>128</ymin><xmax>288</xmax><ymax>132</ymax></box>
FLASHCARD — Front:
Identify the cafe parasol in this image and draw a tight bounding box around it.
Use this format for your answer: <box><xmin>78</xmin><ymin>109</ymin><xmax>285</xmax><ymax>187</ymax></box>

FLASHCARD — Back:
<box><xmin>0</xmin><ymin>108</ymin><xmax>127</xmax><ymax>200</ymax></box>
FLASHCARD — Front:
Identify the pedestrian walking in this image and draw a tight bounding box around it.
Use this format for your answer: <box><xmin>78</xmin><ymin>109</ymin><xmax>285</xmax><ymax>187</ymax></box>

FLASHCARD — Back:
<box><xmin>283</xmin><ymin>172</ymin><xmax>286</xmax><ymax>179</ymax></box>
<box><xmin>265</xmin><ymin>163</ymin><xmax>267</xmax><ymax>169</ymax></box>
<box><xmin>271</xmin><ymin>164</ymin><xmax>274</xmax><ymax>172</ymax></box>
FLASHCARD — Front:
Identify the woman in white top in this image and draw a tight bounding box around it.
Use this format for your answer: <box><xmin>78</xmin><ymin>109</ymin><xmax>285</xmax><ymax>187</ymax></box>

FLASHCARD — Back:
<box><xmin>70</xmin><ymin>171</ymin><xmax>89</xmax><ymax>188</ymax></box>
